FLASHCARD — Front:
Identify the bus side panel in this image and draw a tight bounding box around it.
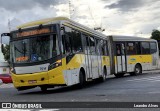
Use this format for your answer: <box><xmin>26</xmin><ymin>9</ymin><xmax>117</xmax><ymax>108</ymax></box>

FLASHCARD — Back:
<box><xmin>48</xmin><ymin>58</ymin><xmax>66</xmax><ymax>85</ymax></box>
<box><xmin>151</xmin><ymin>51</ymin><xmax>159</xmax><ymax>70</ymax></box>
<box><xmin>114</xmin><ymin>56</ymin><xmax>117</xmax><ymax>74</ymax></box>
<box><xmin>102</xmin><ymin>56</ymin><xmax>110</xmax><ymax>75</ymax></box>
<box><xmin>127</xmin><ymin>55</ymin><xmax>152</xmax><ymax>72</ymax></box>
<box><xmin>108</xmin><ymin>36</ymin><xmax>115</xmax><ymax>74</ymax></box>
<box><xmin>63</xmin><ymin>54</ymin><xmax>85</xmax><ymax>86</ymax></box>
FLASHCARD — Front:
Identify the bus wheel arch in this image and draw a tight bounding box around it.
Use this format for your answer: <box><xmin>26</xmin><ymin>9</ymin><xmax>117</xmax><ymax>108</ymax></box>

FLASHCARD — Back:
<box><xmin>40</xmin><ymin>85</ymin><xmax>48</xmax><ymax>92</ymax></box>
<box><xmin>130</xmin><ymin>63</ymin><xmax>142</xmax><ymax>76</ymax></box>
<box><xmin>135</xmin><ymin>63</ymin><xmax>142</xmax><ymax>74</ymax></box>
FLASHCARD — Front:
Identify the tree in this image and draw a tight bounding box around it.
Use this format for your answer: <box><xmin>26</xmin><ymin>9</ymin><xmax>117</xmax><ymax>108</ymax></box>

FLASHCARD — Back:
<box><xmin>1</xmin><ymin>44</ymin><xmax>10</xmax><ymax>63</ymax></box>
<box><xmin>151</xmin><ymin>29</ymin><xmax>160</xmax><ymax>55</ymax></box>
<box><xmin>151</xmin><ymin>29</ymin><xmax>160</xmax><ymax>40</ymax></box>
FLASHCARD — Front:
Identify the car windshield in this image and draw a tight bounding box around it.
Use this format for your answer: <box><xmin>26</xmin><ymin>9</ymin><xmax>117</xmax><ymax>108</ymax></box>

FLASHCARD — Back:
<box><xmin>10</xmin><ymin>34</ymin><xmax>60</xmax><ymax>63</ymax></box>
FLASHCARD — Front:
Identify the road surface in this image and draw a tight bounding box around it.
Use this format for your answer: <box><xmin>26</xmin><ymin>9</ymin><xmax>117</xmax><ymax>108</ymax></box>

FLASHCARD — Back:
<box><xmin>1</xmin><ymin>71</ymin><xmax>160</xmax><ymax>111</ymax></box>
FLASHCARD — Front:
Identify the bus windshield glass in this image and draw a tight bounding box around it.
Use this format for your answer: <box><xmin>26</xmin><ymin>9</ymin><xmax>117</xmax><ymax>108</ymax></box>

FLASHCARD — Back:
<box><xmin>10</xmin><ymin>34</ymin><xmax>60</xmax><ymax>63</ymax></box>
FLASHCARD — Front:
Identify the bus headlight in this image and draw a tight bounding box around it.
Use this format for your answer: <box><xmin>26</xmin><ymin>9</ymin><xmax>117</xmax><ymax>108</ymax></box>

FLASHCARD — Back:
<box><xmin>11</xmin><ymin>68</ymin><xmax>16</xmax><ymax>74</ymax></box>
<box><xmin>48</xmin><ymin>60</ymin><xmax>62</xmax><ymax>70</ymax></box>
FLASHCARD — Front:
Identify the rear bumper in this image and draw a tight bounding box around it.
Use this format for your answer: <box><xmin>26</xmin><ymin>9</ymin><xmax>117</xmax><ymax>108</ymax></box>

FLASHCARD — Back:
<box><xmin>1</xmin><ymin>79</ymin><xmax>12</xmax><ymax>83</ymax></box>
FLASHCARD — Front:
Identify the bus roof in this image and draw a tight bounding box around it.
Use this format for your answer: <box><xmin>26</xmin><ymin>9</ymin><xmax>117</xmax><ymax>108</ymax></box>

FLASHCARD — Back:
<box><xmin>110</xmin><ymin>35</ymin><xmax>157</xmax><ymax>42</ymax></box>
<box><xmin>16</xmin><ymin>17</ymin><xmax>107</xmax><ymax>39</ymax></box>
<box><xmin>17</xmin><ymin>17</ymin><xmax>69</xmax><ymax>29</ymax></box>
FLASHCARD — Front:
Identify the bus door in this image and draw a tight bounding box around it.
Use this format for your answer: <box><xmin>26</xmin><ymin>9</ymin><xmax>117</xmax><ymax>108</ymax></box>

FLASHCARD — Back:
<box><xmin>83</xmin><ymin>35</ymin><xmax>92</xmax><ymax>79</ymax></box>
<box><xmin>96</xmin><ymin>39</ymin><xmax>102</xmax><ymax>78</ymax></box>
<box><xmin>116</xmin><ymin>43</ymin><xmax>126</xmax><ymax>72</ymax></box>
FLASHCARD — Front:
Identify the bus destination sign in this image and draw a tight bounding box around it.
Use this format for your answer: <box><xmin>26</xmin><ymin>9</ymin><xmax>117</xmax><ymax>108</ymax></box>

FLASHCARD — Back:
<box><xmin>16</xmin><ymin>28</ymin><xmax>51</xmax><ymax>38</ymax></box>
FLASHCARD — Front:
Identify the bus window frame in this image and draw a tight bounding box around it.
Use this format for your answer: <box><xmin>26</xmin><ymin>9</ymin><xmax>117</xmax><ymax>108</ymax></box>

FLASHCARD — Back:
<box><xmin>150</xmin><ymin>42</ymin><xmax>157</xmax><ymax>54</ymax></box>
<box><xmin>126</xmin><ymin>42</ymin><xmax>137</xmax><ymax>55</ymax></box>
<box><xmin>141</xmin><ymin>41</ymin><xmax>151</xmax><ymax>55</ymax></box>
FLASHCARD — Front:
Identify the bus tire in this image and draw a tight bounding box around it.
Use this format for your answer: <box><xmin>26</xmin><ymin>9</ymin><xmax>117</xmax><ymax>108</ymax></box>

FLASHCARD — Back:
<box><xmin>99</xmin><ymin>67</ymin><xmax>107</xmax><ymax>82</ymax></box>
<box><xmin>40</xmin><ymin>86</ymin><xmax>47</xmax><ymax>92</ymax></box>
<box><xmin>78</xmin><ymin>70</ymin><xmax>86</xmax><ymax>88</ymax></box>
<box><xmin>114</xmin><ymin>73</ymin><xmax>124</xmax><ymax>78</ymax></box>
<box><xmin>130</xmin><ymin>64</ymin><xmax>142</xmax><ymax>76</ymax></box>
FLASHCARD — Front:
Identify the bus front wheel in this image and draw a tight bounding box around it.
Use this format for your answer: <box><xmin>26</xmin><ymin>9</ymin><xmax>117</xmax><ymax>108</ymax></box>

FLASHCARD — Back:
<box><xmin>78</xmin><ymin>71</ymin><xmax>86</xmax><ymax>88</ymax></box>
<box><xmin>40</xmin><ymin>86</ymin><xmax>47</xmax><ymax>92</ymax></box>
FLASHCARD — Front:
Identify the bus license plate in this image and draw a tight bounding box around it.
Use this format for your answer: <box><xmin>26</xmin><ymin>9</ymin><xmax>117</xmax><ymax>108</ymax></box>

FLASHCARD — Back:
<box><xmin>28</xmin><ymin>80</ymin><xmax>37</xmax><ymax>84</ymax></box>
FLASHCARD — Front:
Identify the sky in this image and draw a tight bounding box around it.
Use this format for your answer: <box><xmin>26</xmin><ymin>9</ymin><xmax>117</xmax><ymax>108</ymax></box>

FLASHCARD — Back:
<box><xmin>0</xmin><ymin>0</ymin><xmax>160</xmax><ymax>39</ymax></box>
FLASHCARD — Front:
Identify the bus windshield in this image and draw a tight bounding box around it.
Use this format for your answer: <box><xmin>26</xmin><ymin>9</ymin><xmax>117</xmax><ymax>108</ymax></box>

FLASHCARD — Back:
<box><xmin>10</xmin><ymin>34</ymin><xmax>60</xmax><ymax>63</ymax></box>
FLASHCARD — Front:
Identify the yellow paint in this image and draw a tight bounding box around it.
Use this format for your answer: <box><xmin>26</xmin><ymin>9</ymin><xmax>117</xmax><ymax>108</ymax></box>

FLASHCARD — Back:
<box><xmin>128</xmin><ymin>55</ymin><xmax>152</xmax><ymax>64</ymax></box>
<box><xmin>66</xmin><ymin>54</ymin><xmax>85</xmax><ymax>70</ymax></box>
<box><xmin>114</xmin><ymin>55</ymin><xmax>152</xmax><ymax>65</ymax></box>
<box><xmin>102</xmin><ymin>56</ymin><xmax>110</xmax><ymax>67</ymax></box>
<box><xmin>48</xmin><ymin>66</ymin><xmax>66</xmax><ymax>85</ymax></box>
<box><xmin>17</xmin><ymin>17</ymin><xmax>69</xmax><ymax>29</ymax></box>
<box><xmin>114</xmin><ymin>56</ymin><xmax>117</xmax><ymax>64</ymax></box>
<box><xmin>12</xmin><ymin>54</ymin><xmax>85</xmax><ymax>88</ymax></box>
<box><xmin>12</xmin><ymin>71</ymin><xmax>49</xmax><ymax>88</ymax></box>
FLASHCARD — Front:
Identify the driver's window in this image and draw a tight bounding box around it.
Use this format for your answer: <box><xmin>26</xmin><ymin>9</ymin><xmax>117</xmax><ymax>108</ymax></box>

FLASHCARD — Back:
<box><xmin>63</xmin><ymin>27</ymin><xmax>72</xmax><ymax>55</ymax></box>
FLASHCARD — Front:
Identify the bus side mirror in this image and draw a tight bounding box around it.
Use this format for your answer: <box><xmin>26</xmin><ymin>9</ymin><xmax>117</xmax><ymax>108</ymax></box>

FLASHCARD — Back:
<box><xmin>1</xmin><ymin>44</ymin><xmax>4</xmax><ymax>53</ymax></box>
<box><xmin>60</xmin><ymin>27</ymin><xmax>65</xmax><ymax>35</ymax></box>
<box><xmin>1</xmin><ymin>33</ymin><xmax>10</xmax><ymax>45</ymax></box>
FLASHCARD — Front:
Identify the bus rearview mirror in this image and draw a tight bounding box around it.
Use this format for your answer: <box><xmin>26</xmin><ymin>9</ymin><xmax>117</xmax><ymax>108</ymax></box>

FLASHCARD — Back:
<box><xmin>1</xmin><ymin>33</ymin><xmax>10</xmax><ymax>45</ymax></box>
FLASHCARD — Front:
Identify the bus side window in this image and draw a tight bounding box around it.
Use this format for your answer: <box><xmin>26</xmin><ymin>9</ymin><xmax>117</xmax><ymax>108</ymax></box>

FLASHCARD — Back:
<box><xmin>81</xmin><ymin>34</ymin><xmax>88</xmax><ymax>54</ymax></box>
<box><xmin>95</xmin><ymin>39</ymin><xmax>100</xmax><ymax>55</ymax></box>
<box><xmin>71</xmin><ymin>30</ymin><xmax>83</xmax><ymax>53</ymax></box>
<box><xmin>104</xmin><ymin>41</ymin><xmax>109</xmax><ymax>56</ymax></box>
<box><xmin>126</xmin><ymin>42</ymin><xmax>136</xmax><ymax>55</ymax></box>
<box><xmin>89</xmin><ymin>37</ymin><xmax>96</xmax><ymax>55</ymax></box>
<box><xmin>64</xmin><ymin>27</ymin><xmax>72</xmax><ymax>55</ymax></box>
<box><xmin>116</xmin><ymin>44</ymin><xmax>121</xmax><ymax>56</ymax></box>
<box><xmin>100</xmin><ymin>40</ymin><xmax>105</xmax><ymax>55</ymax></box>
<box><xmin>135</xmin><ymin>42</ymin><xmax>141</xmax><ymax>54</ymax></box>
<box><xmin>62</xmin><ymin>35</ymin><xmax>66</xmax><ymax>54</ymax></box>
<box><xmin>141</xmin><ymin>42</ymin><xmax>150</xmax><ymax>54</ymax></box>
<box><xmin>150</xmin><ymin>42</ymin><xmax>157</xmax><ymax>54</ymax></box>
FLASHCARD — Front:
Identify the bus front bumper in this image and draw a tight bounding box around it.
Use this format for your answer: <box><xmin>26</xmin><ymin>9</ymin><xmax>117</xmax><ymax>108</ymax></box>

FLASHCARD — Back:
<box><xmin>12</xmin><ymin>71</ymin><xmax>49</xmax><ymax>88</ymax></box>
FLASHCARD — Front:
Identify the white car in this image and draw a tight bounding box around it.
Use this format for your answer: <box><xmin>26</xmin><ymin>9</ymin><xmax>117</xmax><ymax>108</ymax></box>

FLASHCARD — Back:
<box><xmin>0</xmin><ymin>79</ymin><xmax>3</xmax><ymax>85</ymax></box>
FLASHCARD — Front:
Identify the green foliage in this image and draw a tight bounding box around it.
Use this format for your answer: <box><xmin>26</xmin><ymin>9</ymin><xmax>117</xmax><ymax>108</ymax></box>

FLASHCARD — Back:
<box><xmin>151</xmin><ymin>29</ymin><xmax>160</xmax><ymax>40</ymax></box>
<box><xmin>151</xmin><ymin>29</ymin><xmax>160</xmax><ymax>55</ymax></box>
<box><xmin>1</xmin><ymin>44</ymin><xmax>10</xmax><ymax>63</ymax></box>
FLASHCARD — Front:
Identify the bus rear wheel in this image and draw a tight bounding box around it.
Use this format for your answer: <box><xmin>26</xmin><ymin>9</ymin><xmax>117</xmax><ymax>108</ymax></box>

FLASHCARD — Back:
<box><xmin>130</xmin><ymin>64</ymin><xmax>142</xmax><ymax>76</ymax></box>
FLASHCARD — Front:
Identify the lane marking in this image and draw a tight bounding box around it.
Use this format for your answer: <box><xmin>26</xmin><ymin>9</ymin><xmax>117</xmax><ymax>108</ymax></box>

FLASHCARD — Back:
<box><xmin>127</xmin><ymin>76</ymin><xmax>160</xmax><ymax>81</ymax></box>
<box><xmin>148</xmin><ymin>91</ymin><xmax>160</xmax><ymax>94</ymax></box>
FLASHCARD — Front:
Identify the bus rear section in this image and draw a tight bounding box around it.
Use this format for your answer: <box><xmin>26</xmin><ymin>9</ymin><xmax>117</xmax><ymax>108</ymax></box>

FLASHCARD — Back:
<box><xmin>110</xmin><ymin>36</ymin><xmax>159</xmax><ymax>77</ymax></box>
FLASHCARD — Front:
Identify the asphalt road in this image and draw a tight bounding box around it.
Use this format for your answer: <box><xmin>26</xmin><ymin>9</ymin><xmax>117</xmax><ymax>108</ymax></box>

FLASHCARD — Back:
<box><xmin>1</xmin><ymin>71</ymin><xmax>160</xmax><ymax>111</ymax></box>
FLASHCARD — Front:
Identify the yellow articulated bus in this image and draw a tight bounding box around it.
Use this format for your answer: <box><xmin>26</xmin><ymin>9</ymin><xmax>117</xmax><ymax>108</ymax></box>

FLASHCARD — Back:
<box><xmin>109</xmin><ymin>35</ymin><xmax>159</xmax><ymax>77</ymax></box>
<box><xmin>1</xmin><ymin>17</ymin><xmax>110</xmax><ymax>91</ymax></box>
